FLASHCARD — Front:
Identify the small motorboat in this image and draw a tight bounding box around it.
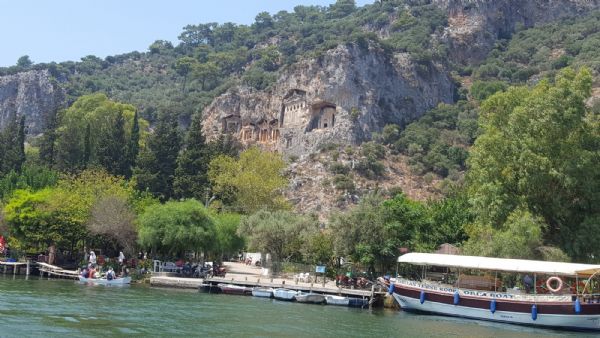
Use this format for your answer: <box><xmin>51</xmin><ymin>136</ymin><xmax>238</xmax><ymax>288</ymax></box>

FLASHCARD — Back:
<box><xmin>325</xmin><ymin>295</ymin><xmax>350</xmax><ymax>306</ymax></box>
<box><xmin>252</xmin><ymin>287</ymin><xmax>274</xmax><ymax>298</ymax></box>
<box><xmin>78</xmin><ymin>276</ymin><xmax>131</xmax><ymax>285</ymax></box>
<box><xmin>295</xmin><ymin>292</ymin><xmax>326</xmax><ymax>304</ymax></box>
<box><xmin>218</xmin><ymin>283</ymin><xmax>252</xmax><ymax>296</ymax></box>
<box><xmin>348</xmin><ymin>298</ymin><xmax>369</xmax><ymax>308</ymax></box>
<box><xmin>273</xmin><ymin>288</ymin><xmax>300</xmax><ymax>301</ymax></box>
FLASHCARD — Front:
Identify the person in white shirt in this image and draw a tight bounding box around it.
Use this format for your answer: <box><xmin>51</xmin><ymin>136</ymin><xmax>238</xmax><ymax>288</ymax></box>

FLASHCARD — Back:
<box><xmin>89</xmin><ymin>251</ymin><xmax>97</xmax><ymax>265</ymax></box>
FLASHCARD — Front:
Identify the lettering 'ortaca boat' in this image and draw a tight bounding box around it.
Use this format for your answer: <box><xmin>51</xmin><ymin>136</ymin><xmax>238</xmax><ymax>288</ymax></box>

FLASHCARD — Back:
<box><xmin>389</xmin><ymin>253</ymin><xmax>600</xmax><ymax>331</ymax></box>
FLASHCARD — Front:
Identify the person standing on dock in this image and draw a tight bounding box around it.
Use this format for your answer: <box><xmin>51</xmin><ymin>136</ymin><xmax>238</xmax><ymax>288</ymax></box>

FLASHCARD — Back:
<box><xmin>118</xmin><ymin>251</ymin><xmax>125</xmax><ymax>265</ymax></box>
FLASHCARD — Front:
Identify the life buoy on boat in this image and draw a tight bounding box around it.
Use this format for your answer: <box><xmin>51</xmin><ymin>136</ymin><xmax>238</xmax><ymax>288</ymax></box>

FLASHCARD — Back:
<box><xmin>546</xmin><ymin>276</ymin><xmax>563</xmax><ymax>293</ymax></box>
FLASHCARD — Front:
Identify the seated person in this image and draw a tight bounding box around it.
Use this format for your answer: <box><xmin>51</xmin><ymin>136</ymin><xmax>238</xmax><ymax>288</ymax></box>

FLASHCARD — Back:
<box><xmin>107</xmin><ymin>267</ymin><xmax>116</xmax><ymax>280</ymax></box>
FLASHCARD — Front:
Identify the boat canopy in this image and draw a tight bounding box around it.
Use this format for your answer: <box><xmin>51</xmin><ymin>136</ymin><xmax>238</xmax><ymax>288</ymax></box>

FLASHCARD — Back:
<box><xmin>397</xmin><ymin>253</ymin><xmax>600</xmax><ymax>277</ymax></box>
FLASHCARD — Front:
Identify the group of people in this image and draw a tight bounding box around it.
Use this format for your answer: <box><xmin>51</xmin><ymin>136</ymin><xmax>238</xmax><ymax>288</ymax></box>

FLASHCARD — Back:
<box><xmin>80</xmin><ymin>250</ymin><xmax>126</xmax><ymax>280</ymax></box>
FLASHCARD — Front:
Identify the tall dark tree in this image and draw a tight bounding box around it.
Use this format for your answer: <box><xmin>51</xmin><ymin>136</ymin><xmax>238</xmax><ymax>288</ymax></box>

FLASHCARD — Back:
<box><xmin>39</xmin><ymin>109</ymin><xmax>59</xmax><ymax>167</ymax></box>
<box><xmin>133</xmin><ymin>112</ymin><xmax>180</xmax><ymax>200</ymax></box>
<box><xmin>0</xmin><ymin>113</ymin><xmax>25</xmax><ymax>175</ymax></box>
<box><xmin>16</xmin><ymin>115</ymin><xmax>26</xmax><ymax>171</ymax></box>
<box><xmin>125</xmin><ymin>110</ymin><xmax>140</xmax><ymax>178</ymax></box>
<box><xmin>83</xmin><ymin>123</ymin><xmax>91</xmax><ymax>168</ymax></box>
<box><xmin>97</xmin><ymin>112</ymin><xmax>127</xmax><ymax>176</ymax></box>
<box><xmin>174</xmin><ymin>112</ymin><xmax>208</xmax><ymax>199</ymax></box>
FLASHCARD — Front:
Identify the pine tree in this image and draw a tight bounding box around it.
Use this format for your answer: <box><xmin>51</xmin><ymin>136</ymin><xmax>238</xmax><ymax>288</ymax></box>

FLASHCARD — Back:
<box><xmin>133</xmin><ymin>112</ymin><xmax>180</xmax><ymax>200</ymax></box>
<box><xmin>173</xmin><ymin>112</ymin><xmax>208</xmax><ymax>199</ymax></box>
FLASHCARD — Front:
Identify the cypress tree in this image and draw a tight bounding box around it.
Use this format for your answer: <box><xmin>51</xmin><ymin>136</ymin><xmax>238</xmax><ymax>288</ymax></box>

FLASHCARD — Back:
<box><xmin>125</xmin><ymin>110</ymin><xmax>140</xmax><ymax>178</ymax></box>
<box><xmin>39</xmin><ymin>109</ymin><xmax>58</xmax><ymax>167</ymax></box>
<box><xmin>16</xmin><ymin>115</ymin><xmax>26</xmax><ymax>172</ymax></box>
<box><xmin>133</xmin><ymin>112</ymin><xmax>180</xmax><ymax>200</ymax></box>
<box><xmin>173</xmin><ymin>112</ymin><xmax>208</xmax><ymax>199</ymax></box>
<box><xmin>83</xmin><ymin>123</ymin><xmax>91</xmax><ymax>168</ymax></box>
<box><xmin>97</xmin><ymin>112</ymin><xmax>128</xmax><ymax>176</ymax></box>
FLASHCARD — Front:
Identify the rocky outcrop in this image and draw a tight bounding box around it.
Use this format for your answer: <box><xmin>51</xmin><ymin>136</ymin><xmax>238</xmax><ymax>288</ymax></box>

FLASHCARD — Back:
<box><xmin>0</xmin><ymin>70</ymin><xmax>65</xmax><ymax>134</ymax></box>
<box><xmin>202</xmin><ymin>44</ymin><xmax>455</xmax><ymax>157</ymax></box>
<box><xmin>434</xmin><ymin>0</ymin><xmax>600</xmax><ymax>64</ymax></box>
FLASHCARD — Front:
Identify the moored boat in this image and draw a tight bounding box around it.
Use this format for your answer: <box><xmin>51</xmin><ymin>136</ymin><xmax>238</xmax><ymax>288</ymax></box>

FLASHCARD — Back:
<box><xmin>391</xmin><ymin>253</ymin><xmax>600</xmax><ymax>331</ymax></box>
<box><xmin>218</xmin><ymin>283</ymin><xmax>252</xmax><ymax>296</ymax></box>
<box><xmin>348</xmin><ymin>298</ymin><xmax>369</xmax><ymax>308</ymax></box>
<box><xmin>252</xmin><ymin>287</ymin><xmax>274</xmax><ymax>298</ymax></box>
<box><xmin>273</xmin><ymin>288</ymin><xmax>300</xmax><ymax>301</ymax></box>
<box><xmin>325</xmin><ymin>295</ymin><xmax>350</xmax><ymax>306</ymax></box>
<box><xmin>295</xmin><ymin>292</ymin><xmax>326</xmax><ymax>304</ymax></box>
<box><xmin>79</xmin><ymin>276</ymin><xmax>131</xmax><ymax>285</ymax></box>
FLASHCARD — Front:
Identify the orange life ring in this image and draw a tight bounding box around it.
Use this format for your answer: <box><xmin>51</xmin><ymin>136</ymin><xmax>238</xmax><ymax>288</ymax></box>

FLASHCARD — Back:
<box><xmin>546</xmin><ymin>276</ymin><xmax>563</xmax><ymax>293</ymax></box>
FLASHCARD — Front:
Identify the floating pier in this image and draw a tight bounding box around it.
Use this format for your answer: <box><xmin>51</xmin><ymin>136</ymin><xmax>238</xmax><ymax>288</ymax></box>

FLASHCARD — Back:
<box><xmin>149</xmin><ymin>274</ymin><xmax>385</xmax><ymax>308</ymax></box>
<box><xmin>0</xmin><ymin>260</ymin><xmax>30</xmax><ymax>275</ymax></box>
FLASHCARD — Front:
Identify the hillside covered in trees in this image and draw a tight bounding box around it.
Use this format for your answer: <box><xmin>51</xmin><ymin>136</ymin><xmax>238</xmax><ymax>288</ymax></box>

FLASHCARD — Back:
<box><xmin>0</xmin><ymin>0</ymin><xmax>599</xmax><ymax>273</ymax></box>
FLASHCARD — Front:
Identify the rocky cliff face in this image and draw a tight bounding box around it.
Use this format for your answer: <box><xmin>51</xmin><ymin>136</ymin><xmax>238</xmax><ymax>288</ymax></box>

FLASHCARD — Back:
<box><xmin>0</xmin><ymin>70</ymin><xmax>64</xmax><ymax>135</ymax></box>
<box><xmin>202</xmin><ymin>44</ymin><xmax>456</xmax><ymax>157</ymax></box>
<box><xmin>435</xmin><ymin>0</ymin><xmax>600</xmax><ymax>64</ymax></box>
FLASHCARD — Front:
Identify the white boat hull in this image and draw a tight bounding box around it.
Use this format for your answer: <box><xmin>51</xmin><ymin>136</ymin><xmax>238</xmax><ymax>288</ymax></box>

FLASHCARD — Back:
<box><xmin>252</xmin><ymin>288</ymin><xmax>274</xmax><ymax>298</ymax></box>
<box><xmin>326</xmin><ymin>295</ymin><xmax>350</xmax><ymax>306</ymax></box>
<box><xmin>79</xmin><ymin>276</ymin><xmax>131</xmax><ymax>285</ymax></box>
<box><xmin>273</xmin><ymin>289</ymin><xmax>299</xmax><ymax>301</ymax></box>
<box><xmin>393</xmin><ymin>293</ymin><xmax>600</xmax><ymax>330</ymax></box>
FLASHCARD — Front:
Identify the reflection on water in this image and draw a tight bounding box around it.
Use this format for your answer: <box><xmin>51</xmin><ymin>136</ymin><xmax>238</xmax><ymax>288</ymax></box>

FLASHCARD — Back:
<box><xmin>0</xmin><ymin>275</ymin><xmax>594</xmax><ymax>337</ymax></box>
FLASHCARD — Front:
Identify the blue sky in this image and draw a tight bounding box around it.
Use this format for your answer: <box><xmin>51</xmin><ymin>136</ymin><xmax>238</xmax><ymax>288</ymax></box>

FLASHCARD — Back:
<box><xmin>1</xmin><ymin>0</ymin><xmax>374</xmax><ymax>67</ymax></box>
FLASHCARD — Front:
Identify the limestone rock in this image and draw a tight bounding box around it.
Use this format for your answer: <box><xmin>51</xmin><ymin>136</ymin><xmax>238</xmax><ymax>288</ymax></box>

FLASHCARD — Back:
<box><xmin>202</xmin><ymin>44</ymin><xmax>456</xmax><ymax>158</ymax></box>
<box><xmin>0</xmin><ymin>70</ymin><xmax>64</xmax><ymax>134</ymax></box>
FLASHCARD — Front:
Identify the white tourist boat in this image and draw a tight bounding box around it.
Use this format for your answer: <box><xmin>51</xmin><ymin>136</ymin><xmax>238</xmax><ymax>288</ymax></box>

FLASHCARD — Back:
<box><xmin>273</xmin><ymin>288</ymin><xmax>300</xmax><ymax>301</ymax></box>
<box><xmin>252</xmin><ymin>287</ymin><xmax>274</xmax><ymax>298</ymax></box>
<box><xmin>390</xmin><ymin>253</ymin><xmax>600</xmax><ymax>331</ymax></box>
<box><xmin>79</xmin><ymin>276</ymin><xmax>131</xmax><ymax>285</ymax></box>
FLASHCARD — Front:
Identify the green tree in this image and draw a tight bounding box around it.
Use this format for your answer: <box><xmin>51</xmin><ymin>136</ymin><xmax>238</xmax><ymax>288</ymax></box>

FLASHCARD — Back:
<box><xmin>238</xmin><ymin>210</ymin><xmax>318</xmax><ymax>264</ymax></box>
<box><xmin>174</xmin><ymin>112</ymin><xmax>209</xmax><ymax>200</ymax></box>
<box><xmin>174</xmin><ymin>56</ymin><xmax>197</xmax><ymax>95</ymax></box>
<box><xmin>16</xmin><ymin>55</ymin><xmax>33</xmax><ymax>68</ymax></box>
<box><xmin>55</xmin><ymin>94</ymin><xmax>142</xmax><ymax>173</ymax></box>
<box><xmin>213</xmin><ymin>212</ymin><xmax>244</xmax><ymax>260</ymax></box>
<box><xmin>467</xmin><ymin>68</ymin><xmax>600</xmax><ymax>261</ymax></box>
<box><xmin>208</xmin><ymin>147</ymin><xmax>288</xmax><ymax>213</ymax></box>
<box><xmin>137</xmin><ymin>199</ymin><xmax>217</xmax><ymax>256</ymax></box>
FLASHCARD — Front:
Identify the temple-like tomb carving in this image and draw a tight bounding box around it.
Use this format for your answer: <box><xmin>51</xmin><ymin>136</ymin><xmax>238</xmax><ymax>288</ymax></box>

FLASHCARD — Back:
<box><xmin>307</xmin><ymin>101</ymin><xmax>336</xmax><ymax>131</ymax></box>
<box><xmin>281</xmin><ymin>89</ymin><xmax>307</xmax><ymax>128</ymax></box>
<box><xmin>221</xmin><ymin>114</ymin><xmax>241</xmax><ymax>134</ymax></box>
<box><xmin>218</xmin><ymin>89</ymin><xmax>336</xmax><ymax>148</ymax></box>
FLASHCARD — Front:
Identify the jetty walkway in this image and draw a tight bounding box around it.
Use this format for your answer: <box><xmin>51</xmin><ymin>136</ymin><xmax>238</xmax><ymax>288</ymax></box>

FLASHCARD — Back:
<box><xmin>151</xmin><ymin>262</ymin><xmax>386</xmax><ymax>305</ymax></box>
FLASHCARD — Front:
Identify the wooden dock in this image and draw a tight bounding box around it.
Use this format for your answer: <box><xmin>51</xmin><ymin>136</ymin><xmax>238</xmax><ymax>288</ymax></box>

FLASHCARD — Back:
<box><xmin>0</xmin><ymin>260</ymin><xmax>30</xmax><ymax>275</ymax></box>
<box><xmin>149</xmin><ymin>274</ymin><xmax>386</xmax><ymax>308</ymax></box>
<box><xmin>37</xmin><ymin>262</ymin><xmax>79</xmax><ymax>279</ymax></box>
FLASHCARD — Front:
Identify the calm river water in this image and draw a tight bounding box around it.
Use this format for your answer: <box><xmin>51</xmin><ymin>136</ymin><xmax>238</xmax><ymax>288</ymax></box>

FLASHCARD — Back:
<box><xmin>0</xmin><ymin>275</ymin><xmax>594</xmax><ymax>337</ymax></box>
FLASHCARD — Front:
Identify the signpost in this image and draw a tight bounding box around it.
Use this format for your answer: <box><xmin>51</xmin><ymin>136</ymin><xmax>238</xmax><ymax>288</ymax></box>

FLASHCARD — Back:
<box><xmin>316</xmin><ymin>265</ymin><xmax>326</xmax><ymax>286</ymax></box>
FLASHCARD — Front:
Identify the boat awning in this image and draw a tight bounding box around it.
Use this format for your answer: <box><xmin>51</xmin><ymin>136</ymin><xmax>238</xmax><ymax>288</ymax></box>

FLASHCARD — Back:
<box><xmin>397</xmin><ymin>253</ymin><xmax>600</xmax><ymax>277</ymax></box>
